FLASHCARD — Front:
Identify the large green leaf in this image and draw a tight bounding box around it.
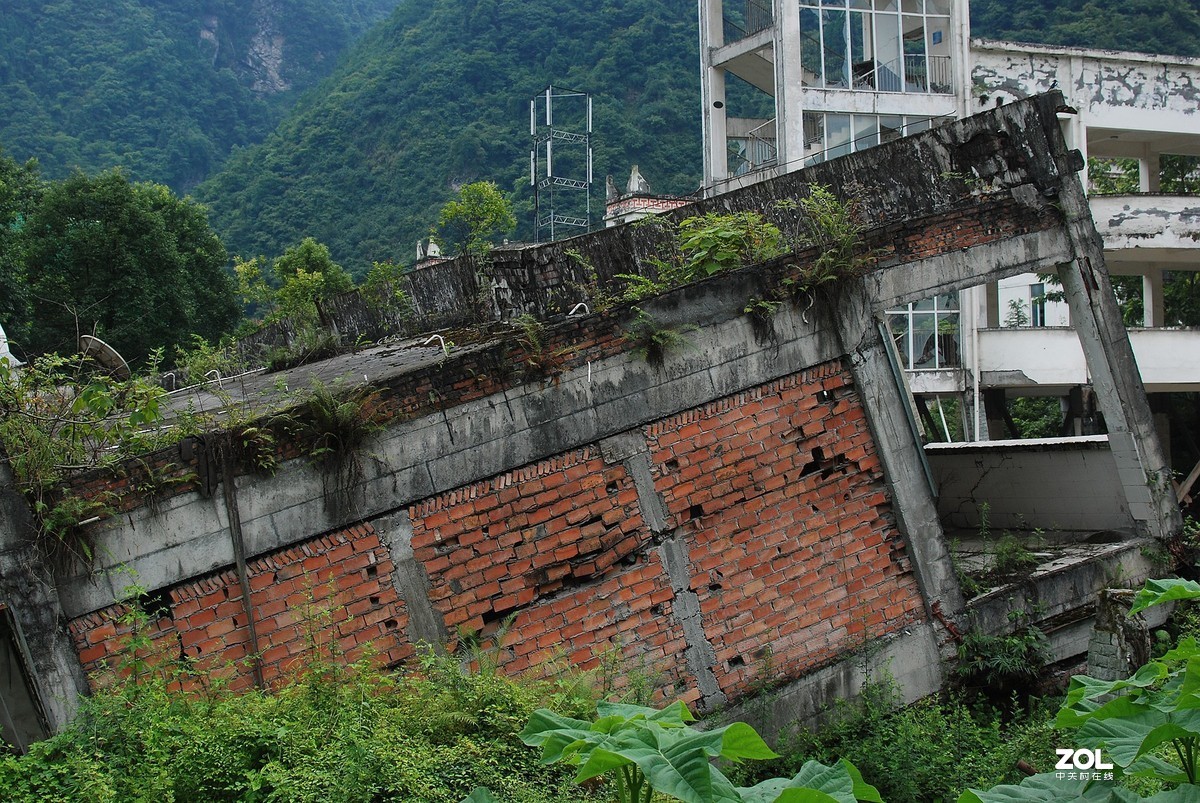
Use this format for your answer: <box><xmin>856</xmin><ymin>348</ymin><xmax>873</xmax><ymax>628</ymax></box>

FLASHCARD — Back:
<box><xmin>1130</xmin><ymin>580</ymin><xmax>1200</xmax><ymax>616</ymax></box>
<box><xmin>736</xmin><ymin>759</ymin><xmax>877</xmax><ymax>803</ymax></box>
<box><xmin>957</xmin><ymin>772</ymin><xmax>1139</xmax><ymax>802</ymax></box>
<box><xmin>1144</xmin><ymin>784</ymin><xmax>1200</xmax><ymax>802</ymax></box>
<box><xmin>461</xmin><ymin>788</ymin><xmax>501</xmax><ymax>803</ymax></box>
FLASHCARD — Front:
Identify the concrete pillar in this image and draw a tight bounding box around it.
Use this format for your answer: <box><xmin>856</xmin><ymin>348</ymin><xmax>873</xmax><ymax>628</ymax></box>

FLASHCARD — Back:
<box><xmin>775</xmin><ymin>0</ymin><xmax>805</xmax><ymax>171</ymax></box>
<box><xmin>1086</xmin><ymin>589</ymin><xmax>1149</xmax><ymax>681</ymax></box>
<box><xmin>827</xmin><ymin>286</ymin><xmax>966</xmax><ymax>648</ymax></box>
<box><xmin>1143</xmin><ymin>266</ymin><xmax>1165</xmax><ymax>328</ymax></box>
<box><xmin>1138</xmin><ymin>145</ymin><xmax>1161</xmax><ymax>194</ymax></box>
<box><xmin>699</xmin><ymin>0</ymin><xmax>729</xmax><ymax>188</ymax></box>
<box><xmin>1053</xmin><ymin>134</ymin><xmax>1182</xmax><ymax>540</ymax></box>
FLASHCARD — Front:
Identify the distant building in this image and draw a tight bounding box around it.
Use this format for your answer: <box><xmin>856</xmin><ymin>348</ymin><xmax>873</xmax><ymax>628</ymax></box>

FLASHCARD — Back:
<box><xmin>699</xmin><ymin>0</ymin><xmax>1200</xmax><ymax>487</ymax></box>
<box><xmin>603</xmin><ymin>165</ymin><xmax>691</xmax><ymax>227</ymax></box>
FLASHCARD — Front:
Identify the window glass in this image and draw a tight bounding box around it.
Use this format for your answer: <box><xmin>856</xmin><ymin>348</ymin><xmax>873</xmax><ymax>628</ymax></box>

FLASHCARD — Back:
<box><xmin>926</xmin><ymin>0</ymin><xmax>950</xmax><ymax>13</ymax></box>
<box><xmin>800</xmin><ymin>7</ymin><xmax>823</xmax><ymax>86</ymax></box>
<box><xmin>826</xmin><ymin>114</ymin><xmax>852</xmax><ymax>158</ymax></box>
<box><xmin>822</xmin><ymin>9</ymin><xmax>850</xmax><ymax>87</ymax></box>
<box><xmin>906</xmin><ymin>116</ymin><xmax>930</xmax><ymax>134</ymax></box>
<box><xmin>853</xmin><ymin>115</ymin><xmax>879</xmax><ymax>150</ymax></box>
<box><xmin>880</xmin><ymin>115</ymin><xmax>904</xmax><ymax>142</ymax></box>
<box><xmin>874</xmin><ymin>11</ymin><xmax>902</xmax><ymax>91</ymax></box>
<box><xmin>875</xmin><ymin>0</ymin><xmax>898</xmax><ymax>11</ymax></box>
<box><xmin>902</xmin><ymin>0</ymin><xmax>922</xmax><ymax>11</ymax></box>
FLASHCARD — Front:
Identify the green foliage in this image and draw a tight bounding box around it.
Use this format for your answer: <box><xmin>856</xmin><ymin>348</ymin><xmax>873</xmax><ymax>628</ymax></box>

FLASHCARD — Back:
<box><xmin>0</xmin><ymin>611</ymin><xmax>595</xmax><ymax>802</ymax></box>
<box><xmin>20</xmin><ymin>168</ymin><xmax>239</xmax><ymax>364</ymax></box>
<box><xmin>0</xmin><ymin>149</ymin><xmax>43</xmax><ymax>349</ymax></box>
<box><xmin>971</xmin><ymin>0</ymin><xmax>1200</xmax><ymax>58</ymax></box>
<box><xmin>437</xmin><ymin>181</ymin><xmax>517</xmax><ymax>257</ymax></box>
<box><xmin>239</xmin><ymin>237</ymin><xmax>354</xmax><ymax>326</ymax></box>
<box><xmin>520</xmin><ymin>700</ymin><xmax>880</xmax><ymax>803</ymax></box>
<box><xmin>0</xmin><ymin>0</ymin><xmax>401</xmax><ymax>194</ymax></box>
<box><xmin>740</xmin><ymin>678</ymin><xmax>1059</xmax><ymax>803</ymax></box>
<box><xmin>959</xmin><ymin>578</ymin><xmax>1200</xmax><ymax>802</ymax></box>
<box><xmin>955</xmin><ymin>624</ymin><xmax>1052</xmax><ymax>693</ymax></box>
<box><xmin>622</xmin><ymin>307</ymin><xmax>695</xmax><ymax>369</ymax></box>
<box><xmin>196</xmin><ymin>0</ymin><xmax>703</xmax><ymax>273</ymax></box>
<box><xmin>0</xmin><ymin>351</ymin><xmax>169</xmax><ymax>566</ymax></box>
<box><xmin>775</xmin><ymin>186</ymin><xmax>870</xmax><ymax>300</ymax></box>
<box><xmin>172</xmin><ymin>334</ymin><xmax>244</xmax><ymax>386</ymax></box>
<box><xmin>1008</xmin><ymin>397</ymin><xmax>1063</xmax><ymax>439</ymax></box>
<box><xmin>677</xmin><ymin>212</ymin><xmax>784</xmax><ymax>278</ymax></box>
<box><xmin>287</xmin><ymin>379</ymin><xmax>383</xmax><ymax>515</ymax></box>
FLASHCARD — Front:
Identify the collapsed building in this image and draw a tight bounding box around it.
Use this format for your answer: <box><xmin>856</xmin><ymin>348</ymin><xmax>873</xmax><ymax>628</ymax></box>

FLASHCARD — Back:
<box><xmin>0</xmin><ymin>92</ymin><xmax>1183</xmax><ymax>749</ymax></box>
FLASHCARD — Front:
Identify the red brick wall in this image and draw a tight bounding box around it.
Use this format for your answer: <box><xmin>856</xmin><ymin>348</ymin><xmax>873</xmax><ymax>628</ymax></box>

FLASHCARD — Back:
<box><xmin>407</xmin><ymin>447</ymin><xmax>696</xmax><ymax>702</ymax></box>
<box><xmin>646</xmin><ymin>362</ymin><xmax>924</xmax><ymax>697</ymax></box>
<box><xmin>67</xmin><ymin>524</ymin><xmax>409</xmax><ymax>691</ymax></box>
<box><xmin>67</xmin><ymin>360</ymin><xmax>926</xmax><ymax>705</ymax></box>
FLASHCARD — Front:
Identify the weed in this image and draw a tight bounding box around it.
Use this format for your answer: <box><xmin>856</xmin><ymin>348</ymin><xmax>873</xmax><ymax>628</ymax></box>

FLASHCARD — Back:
<box><xmin>743</xmin><ymin>297</ymin><xmax>781</xmax><ymax>345</ymax></box>
<box><xmin>621</xmin><ymin>307</ymin><xmax>695</xmax><ymax>369</ymax></box>
<box><xmin>265</xmin><ymin>326</ymin><xmax>343</xmax><ymax>372</ymax></box>
<box><xmin>287</xmin><ymin>379</ymin><xmax>384</xmax><ymax>516</ymax></box>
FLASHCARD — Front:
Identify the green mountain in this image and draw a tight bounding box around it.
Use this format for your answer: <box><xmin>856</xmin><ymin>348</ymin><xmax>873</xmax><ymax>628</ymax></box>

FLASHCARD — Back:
<box><xmin>970</xmin><ymin>0</ymin><xmax>1200</xmax><ymax>57</ymax></box>
<box><xmin>0</xmin><ymin>0</ymin><xmax>402</xmax><ymax>192</ymax></box>
<box><xmin>194</xmin><ymin>0</ymin><xmax>702</xmax><ymax>274</ymax></box>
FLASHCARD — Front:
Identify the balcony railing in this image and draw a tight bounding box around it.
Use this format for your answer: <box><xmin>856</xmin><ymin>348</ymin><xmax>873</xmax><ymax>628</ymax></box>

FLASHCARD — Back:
<box><xmin>723</xmin><ymin>0</ymin><xmax>773</xmax><ymax>43</ymax></box>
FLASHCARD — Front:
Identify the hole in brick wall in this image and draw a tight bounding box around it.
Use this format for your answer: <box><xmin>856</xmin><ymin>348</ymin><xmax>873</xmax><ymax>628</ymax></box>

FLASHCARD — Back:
<box><xmin>650</xmin><ymin>604</ymin><xmax>663</xmax><ymax>615</ymax></box>
<box><xmin>449</xmin><ymin>579</ymin><xmax>463</xmax><ymax>593</ymax></box>
<box><xmin>728</xmin><ymin>655</ymin><xmax>745</xmax><ymax>668</ymax></box>
<box><xmin>665</xmin><ymin>458</ymin><xmax>679</xmax><ymax>472</ymax></box>
<box><xmin>605</xmin><ymin>481</ymin><xmax>619</xmax><ymax>495</ymax></box>
<box><xmin>817</xmin><ymin>389</ymin><xmax>833</xmax><ymax>403</ymax></box>
<box><xmin>384</xmin><ymin>618</ymin><xmax>398</xmax><ymax>630</ymax></box>
<box><xmin>434</xmin><ymin>535</ymin><xmax>460</xmax><ymax>555</ymax></box>
<box><xmin>481</xmin><ymin>525</ymin><xmax>490</xmax><ymax>536</ymax></box>
<box><xmin>233</xmin><ymin>616</ymin><xmax>241</xmax><ymax>628</ymax></box>
<box><xmin>482</xmin><ymin>605</ymin><xmax>516</xmax><ymax>626</ymax></box>
<box><xmin>708</xmin><ymin>582</ymin><xmax>723</xmax><ymax>591</ymax></box>
<box><xmin>369</xmin><ymin>596</ymin><xmax>381</xmax><ymax>606</ymax></box>
<box><xmin>620</xmin><ymin>554</ymin><xmax>638</xmax><ymax>567</ymax></box>
<box><xmin>843</xmin><ymin>492</ymin><xmax>851</xmax><ymax>502</ymax></box>
<box><xmin>811</xmin><ymin>504</ymin><xmax>820</xmax><ymax>513</ymax></box>
<box><xmin>799</xmin><ymin>447</ymin><xmax>825</xmax><ymax>478</ymax></box>
<box><xmin>689</xmin><ymin>504</ymin><xmax>704</xmax><ymax>520</ymax></box>
<box><xmin>222</xmin><ymin>587</ymin><xmax>230</xmax><ymax>599</ymax></box>
<box><xmin>136</xmin><ymin>589</ymin><xmax>174</xmax><ymax>621</ymax></box>
<box><xmin>365</xmin><ymin>565</ymin><xmax>378</xmax><ymax>578</ymax></box>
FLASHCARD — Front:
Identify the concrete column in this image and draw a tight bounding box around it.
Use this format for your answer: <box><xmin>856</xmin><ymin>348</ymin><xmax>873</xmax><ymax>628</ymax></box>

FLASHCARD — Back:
<box><xmin>699</xmin><ymin>0</ymin><xmax>729</xmax><ymax>188</ymax></box>
<box><xmin>774</xmin><ymin>0</ymin><xmax>805</xmax><ymax>171</ymax></box>
<box><xmin>1053</xmin><ymin>140</ymin><xmax>1182</xmax><ymax>540</ymax></box>
<box><xmin>1138</xmin><ymin>145</ymin><xmax>1161</xmax><ymax>194</ymax></box>
<box><xmin>827</xmin><ymin>287</ymin><xmax>965</xmax><ymax>647</ymax></box>
<box><xmin>1143</xmin><ymin>266</ymin><xmax>1165</xmax><ymax>328</ymax></box>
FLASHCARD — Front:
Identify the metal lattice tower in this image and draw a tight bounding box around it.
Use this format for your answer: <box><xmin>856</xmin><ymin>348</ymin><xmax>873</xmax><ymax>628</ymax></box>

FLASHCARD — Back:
<box><xmin>530</xmin><ymin>86</ymin><xmax>593</xmax><ymax>243</ymax></box>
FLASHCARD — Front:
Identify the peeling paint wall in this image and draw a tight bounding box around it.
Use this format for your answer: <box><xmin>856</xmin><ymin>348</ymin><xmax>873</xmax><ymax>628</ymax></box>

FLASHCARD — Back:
<box><xmin>971</xmin><ymin>40</ymin><xmax>1200</xmax><ymax>130</ymax></box>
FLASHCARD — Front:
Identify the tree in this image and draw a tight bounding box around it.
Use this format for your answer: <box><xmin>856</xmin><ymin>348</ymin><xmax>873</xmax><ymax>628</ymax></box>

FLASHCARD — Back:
<box><xmin>0</xmin><ymin>150</ymin><xmax>43</xmax><ymax>353</ymax></box>
<box><xmin>234</xmin><ymin>237</ymin><xmax>353</xmax><ymax>324</ymax></box>
<box><xmin>435</xmin><ymin>181</ymin><xmax>517</xmax><ymax>256</ymax></box>
<box><xmin>21</xmin><ymin>169</ymin><xmax>239</xmax><ymax>365</ymax></box>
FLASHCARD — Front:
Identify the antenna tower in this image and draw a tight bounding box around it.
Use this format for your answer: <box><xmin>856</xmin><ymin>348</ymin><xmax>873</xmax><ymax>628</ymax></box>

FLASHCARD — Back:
<box><xmin>530</xmin><ymin>86</ymin><xmax>592</xmax><ymax>243</ymax></box>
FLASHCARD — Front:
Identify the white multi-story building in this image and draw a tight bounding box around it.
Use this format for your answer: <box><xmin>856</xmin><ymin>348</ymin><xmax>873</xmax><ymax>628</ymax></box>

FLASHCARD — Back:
<box><xmin>699</xmin><ymin>0</ymin><xmax>1200</xmax><ymax>481</ymax></box>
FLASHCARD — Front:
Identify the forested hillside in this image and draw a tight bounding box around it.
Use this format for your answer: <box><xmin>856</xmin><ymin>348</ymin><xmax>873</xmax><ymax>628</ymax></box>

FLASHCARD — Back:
<box><xmin>194</xmin><ymin>0</ymin><xmax>701</xmax><ymax>274</ymax></box>
<box><xmin>970</xmin><ymin>0</ymin><xmax>1200</xmax><ymax>56</ymax></box>
<box><xmin>0</xmin><ymin>0</ymin><xmax>402</xmax><ymax>192</ymax></box>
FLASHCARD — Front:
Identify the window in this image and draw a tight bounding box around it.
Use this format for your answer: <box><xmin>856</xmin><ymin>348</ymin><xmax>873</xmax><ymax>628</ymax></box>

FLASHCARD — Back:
<box><xmin>887</xmin><ymin>293</ymin><xmax>960</xmax><ymax>370</ymax></box>
<box><xmin>799</xmin><ymin>0</ymin><xmax>952</xmax><ymax>94</ymax></box>
<box><xmin>1030</xmin><ymin>283</ymin><xmax>1047</xmax><ymax>328</ymax></box>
